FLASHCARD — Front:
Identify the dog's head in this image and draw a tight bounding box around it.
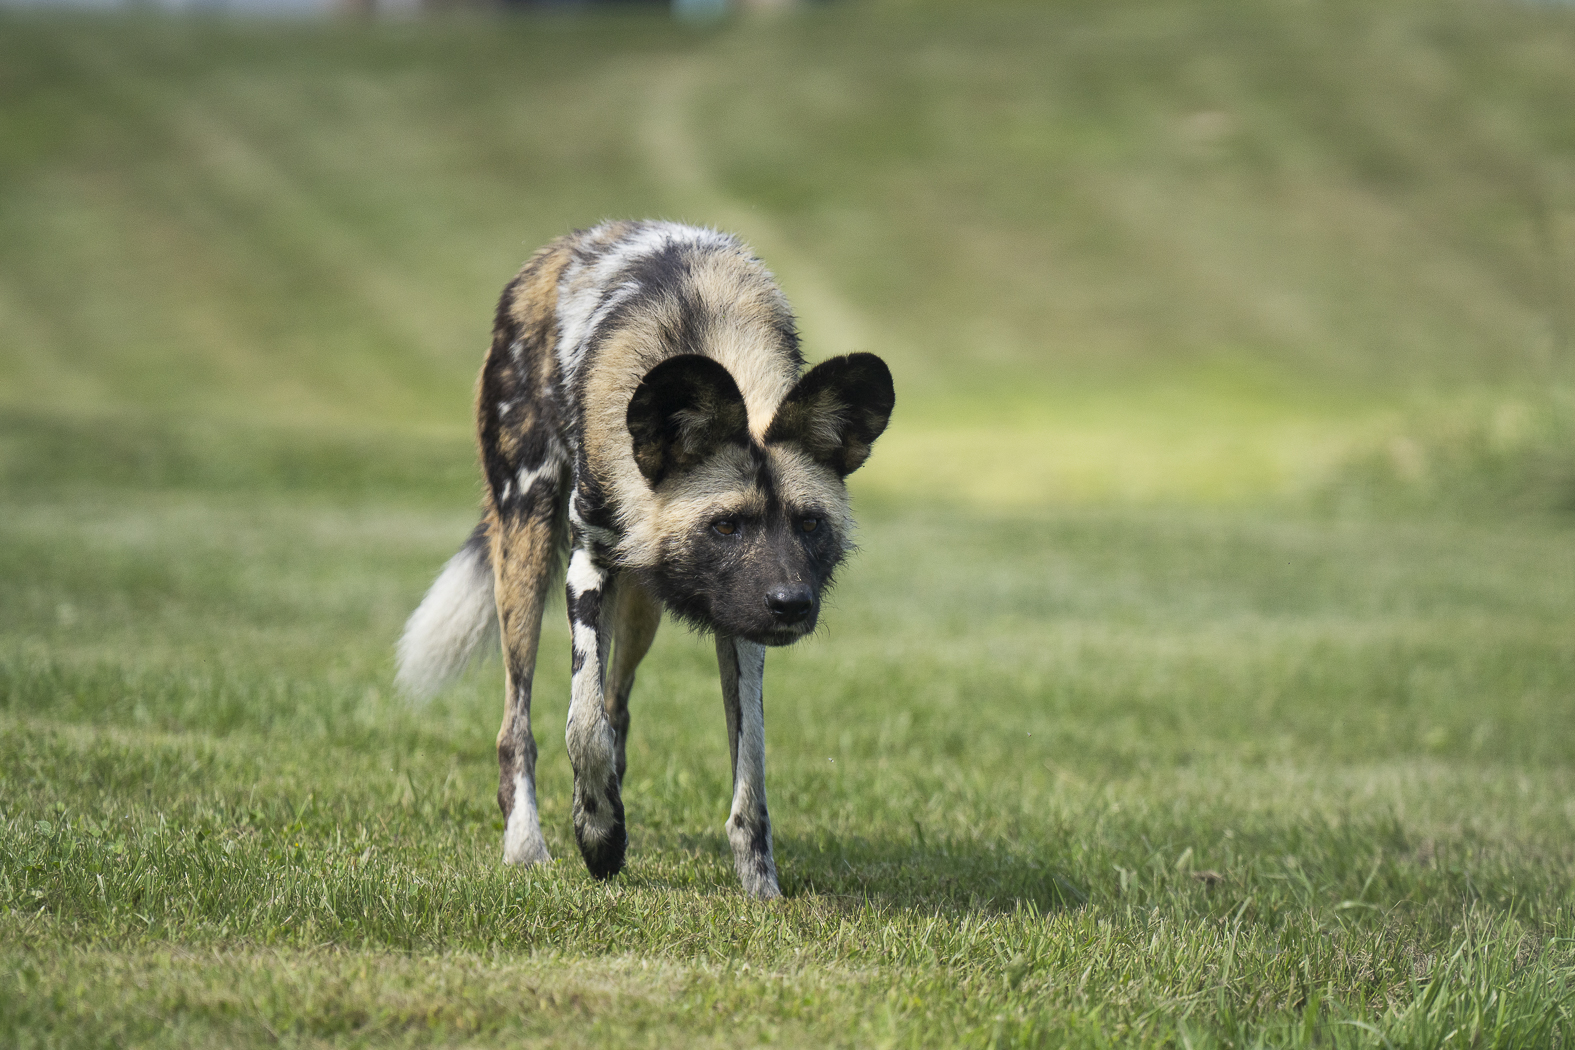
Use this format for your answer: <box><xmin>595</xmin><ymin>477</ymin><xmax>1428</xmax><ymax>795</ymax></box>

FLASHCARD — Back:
<box><xmin>626</xmin><ymin>353</ymin><xmax>893</xmax><ymax>645</ymax></box>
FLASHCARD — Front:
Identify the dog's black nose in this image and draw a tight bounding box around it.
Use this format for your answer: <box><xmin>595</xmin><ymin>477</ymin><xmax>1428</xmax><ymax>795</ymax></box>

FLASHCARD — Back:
<box><xmin>765</xmin><ymin>584</ymin><xmax>814</xmax><ymax>624</ymax></box>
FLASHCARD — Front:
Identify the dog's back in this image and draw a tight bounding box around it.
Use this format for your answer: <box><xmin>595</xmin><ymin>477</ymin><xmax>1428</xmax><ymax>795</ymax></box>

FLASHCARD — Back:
<box><xmin>484</xmin><ymin>222</ymin><xmax>805</xmax><ymax>560</ymax></box>
<box><xmin>399</xmin><ymin>221</ymin><xmax>808</xmax><ymax>696</ymax></box>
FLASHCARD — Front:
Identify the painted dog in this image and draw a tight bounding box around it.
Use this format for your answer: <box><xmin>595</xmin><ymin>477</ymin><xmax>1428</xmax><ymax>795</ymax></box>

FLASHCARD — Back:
<box><xmin>396</xmin><ymin>221</ymin><xmax>893</xmax><ymax>897</ymax></box>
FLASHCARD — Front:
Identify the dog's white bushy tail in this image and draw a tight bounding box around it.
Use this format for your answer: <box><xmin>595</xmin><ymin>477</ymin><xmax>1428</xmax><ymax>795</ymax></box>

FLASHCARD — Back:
<box><xmin>396</xmin><ymin>527</ymin><xmax>496</xmax><ymax>702</ymax></box>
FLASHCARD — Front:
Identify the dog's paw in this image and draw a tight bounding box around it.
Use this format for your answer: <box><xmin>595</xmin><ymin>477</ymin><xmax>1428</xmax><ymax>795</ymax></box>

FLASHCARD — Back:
<box><xmin>572</xmin><ymin>773</ymin><xmax>627</xmax><ymax>879</ymax></box>
<box><xmin>502</xmin><ymin>835</ymin><xmax>552</xmax><ymax>867</ymax></box>
<box><xmin>740</xmin><ymin>869</ymin><xmax>782</xmax><ymax>900</ymax></box>
<box><xmin>727</xmin><ymin>814</ymin><xmax>780</xmax><ymax>899</ymax></box>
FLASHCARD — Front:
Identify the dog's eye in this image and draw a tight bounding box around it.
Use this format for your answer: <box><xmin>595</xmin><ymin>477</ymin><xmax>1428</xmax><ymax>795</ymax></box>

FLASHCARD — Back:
<box><xmin>800</xmin><ymin>517</ymin><xmax>819</xmax><ymax>533</ymax></box>
<box><xmin>712</xmin><ymin>520</ymin><xmax>738</xmax><ymax>537</ymax></box>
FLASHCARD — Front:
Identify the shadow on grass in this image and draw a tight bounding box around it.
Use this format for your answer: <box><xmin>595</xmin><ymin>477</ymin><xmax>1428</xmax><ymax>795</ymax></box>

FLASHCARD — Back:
<box><xmin>667</xmin><ymin>831</ymin><xmax>1089</xmax><ymax>916</ymax></box>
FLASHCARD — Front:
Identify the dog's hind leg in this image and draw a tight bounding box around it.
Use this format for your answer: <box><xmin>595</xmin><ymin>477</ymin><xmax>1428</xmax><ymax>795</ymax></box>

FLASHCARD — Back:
<box><xmin>604</xmin><ymin>579</ymin><xmax>661</xmax><ymax>784</ymax></box>
<box><xmin>716</xmin><ymin>635</ymin><xmax>781</xmax><ymax>899</ymax></box>
<box><xmin>564</xmin><ymin>548</ymin><xmax>626</xmax><ymax>878</ymax></box>
<box><xmin>493</xmin><ymin>494</ymin><xmax>562</xmax><ymax>867</ymax></box>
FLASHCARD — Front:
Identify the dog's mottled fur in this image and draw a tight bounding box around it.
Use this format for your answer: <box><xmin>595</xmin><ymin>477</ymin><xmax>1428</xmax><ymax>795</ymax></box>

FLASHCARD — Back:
<box><xmin>396</xmin><ymin>221</ymin><xmax>893</xmax><ymax>897</ymax></box>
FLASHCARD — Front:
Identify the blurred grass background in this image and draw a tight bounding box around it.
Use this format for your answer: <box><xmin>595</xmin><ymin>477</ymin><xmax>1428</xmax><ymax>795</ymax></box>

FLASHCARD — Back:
<box><xmin>3</xmin><ymin>0</ymin><xmax>1573</xmax><ymax>508</ymax></box>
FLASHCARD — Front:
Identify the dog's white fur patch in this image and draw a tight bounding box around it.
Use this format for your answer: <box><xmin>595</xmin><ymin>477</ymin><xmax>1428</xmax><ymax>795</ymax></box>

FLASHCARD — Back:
<box><xmin>565</xmin><ymin>550</ymin><xmax>604</xmax><ymax>599</ymax></box>
<box><xmin>502</xmin><ymin>768</ymin><xmax>551</xmax><ymax>866</ymax></box>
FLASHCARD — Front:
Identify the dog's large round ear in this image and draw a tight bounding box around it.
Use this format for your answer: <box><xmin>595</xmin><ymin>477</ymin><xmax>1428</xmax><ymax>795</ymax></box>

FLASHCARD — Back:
<box><xmin>627</xmin><ymin>354</ymin><xmax>750</xmax><ymax>486</ymax></box>
<box><xmin>764</xmin><ymin>353</ymin><xmax>894</xmax><ymax>477</ymax></box>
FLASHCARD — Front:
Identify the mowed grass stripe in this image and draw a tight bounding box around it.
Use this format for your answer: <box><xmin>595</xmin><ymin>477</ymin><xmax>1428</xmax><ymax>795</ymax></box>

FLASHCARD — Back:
<box><xmin>6</xmin><ymin>711</ymin><xmax>1575</xmax><ymax>927</ymax></box>
<box><xmin>5</xmin><ymin>796</ymin><xmax>1571</xmax><ymax>1048</ymax></box>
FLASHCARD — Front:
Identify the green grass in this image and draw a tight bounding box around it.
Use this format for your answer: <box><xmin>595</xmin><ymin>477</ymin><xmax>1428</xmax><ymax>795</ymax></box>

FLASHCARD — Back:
<box><xmin>3</xmin><ymin>1</ymin><xmax>1575</xmax><ymax>1046</ymax></box>
<box><xmin>3</xmin><ymin>498</ymin><xmax>1574</xmax><ymax>1046</ymax></box>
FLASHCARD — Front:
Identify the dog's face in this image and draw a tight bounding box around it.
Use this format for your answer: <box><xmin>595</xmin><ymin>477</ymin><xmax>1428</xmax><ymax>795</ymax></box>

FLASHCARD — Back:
<box><xmin>627</xmin><ymin>353</ymin><xmax>894</xmax><ymax>645</ymax></box>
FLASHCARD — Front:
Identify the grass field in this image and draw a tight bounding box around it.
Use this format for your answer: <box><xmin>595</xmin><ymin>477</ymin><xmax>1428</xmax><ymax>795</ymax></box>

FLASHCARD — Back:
<box><xmin>3</xmin><ymin>2</ymin><xmax>1575</xmax><ymax>1047</ymax></box>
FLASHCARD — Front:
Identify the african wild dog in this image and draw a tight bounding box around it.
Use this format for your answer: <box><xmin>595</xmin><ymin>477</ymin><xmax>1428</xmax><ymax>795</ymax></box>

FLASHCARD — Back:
<box><xmin>395</xmin><ymin>221</ymin><xmax>893</xmax><ymax>898</ymax></box>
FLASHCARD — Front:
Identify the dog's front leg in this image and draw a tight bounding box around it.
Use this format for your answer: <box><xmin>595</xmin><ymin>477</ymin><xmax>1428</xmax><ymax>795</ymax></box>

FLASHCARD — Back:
<box><xmin>564</xmin><ymin>547</ymin><xmax>626</xmax><ymax>879</ymax></box>
<box><xmin>716</xmin><ymin>634</ymin><xmax>781</xmax><ymax>899</ymax></box>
